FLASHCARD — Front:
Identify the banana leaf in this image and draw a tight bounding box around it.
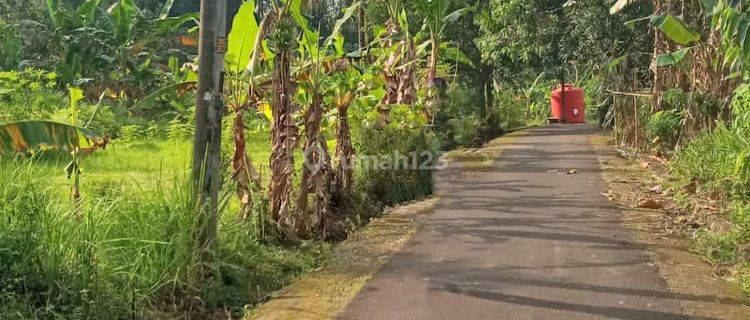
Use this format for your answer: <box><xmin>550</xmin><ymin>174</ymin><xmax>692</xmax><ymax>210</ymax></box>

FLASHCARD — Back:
<box><xmin>226</xmin><ymin>0</ymin><xmax>259</xmax><ymax>74</ymax></box>
<box><xmin>656</xmin><ymin>47</ymin><xmax>693</xmax><ymax>66</ymax></box>
<box><xmin>0</xmin><ymin>120</ymin><xmax>103</xmax><ymax>154</ymax></box>
<box><xmin>653</xmin><ymin>15</ymin><xmax>701</xmax><ymax>45</ymax></box>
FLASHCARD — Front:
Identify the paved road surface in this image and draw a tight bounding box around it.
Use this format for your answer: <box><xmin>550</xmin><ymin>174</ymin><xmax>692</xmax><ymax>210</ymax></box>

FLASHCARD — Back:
<box><xmin>338</xmin><ymin>125</ymin><xmax>711</xmax><ymax>320</ymax></box>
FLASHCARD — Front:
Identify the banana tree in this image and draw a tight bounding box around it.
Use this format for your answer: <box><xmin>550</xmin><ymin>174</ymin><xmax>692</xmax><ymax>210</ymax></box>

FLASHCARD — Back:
<box><xmin>0</xmin><ymin>120</ymin><xmax>104</xmax><ymax>155</ymax></box>
<box><xmin>414</xmin><ymin>0</ymin><xmax>469</xmax><ymax>118</ymax></box>
<box><xmin>267</xmin><ymin>1</ymin><xmax>300</xmax><ymax>237</ymax></box>
<box><xmin>45</xmin><ymin>0</ymin><xmax>198</xmax><ymax>86</ymax></box>
<box><xmin>0</xmin><ymin>86</ymin><xmax>107</xmax><ymax>203</ymax></box>
<box><xmin>293</xmin><ymin>1</ymin><xmax>361</xmax><ymax>237</ymax></box>
<box><xmin>415</xmin><ymin>0</ymin><xmax>468</xmax><ymax>86</ymax></box>
<box><xmin>379</xmin><ymin>0</ymin><xmax>406</xmax><ymax>107</ymax></box>
<box><xmin>329</xmin><ymin>68</ymin><xmax>360</xmax><ymax>207</ymax></box>
<box><xmin>700</xmin><ymin>0</ymin><xmax>750</xmax><ymax>73</ymax></box>
<box><xmin>225</xmin><ymin>0</ymin><xmax>266</xmax><ymax>220</ymax></box>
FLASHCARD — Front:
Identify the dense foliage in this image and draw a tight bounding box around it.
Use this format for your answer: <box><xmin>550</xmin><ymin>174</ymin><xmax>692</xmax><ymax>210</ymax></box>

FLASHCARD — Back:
<box><xmin>5</xmin><ymin>0</ymin><xmax>750</xmax><ymax>317</ymax></box>
<box><xmin>606</xmin><ymin>0</ymin><xmax>750</xmax><ymax>295</ymax></box>
<box><xmin>0</xmin><ymin>0</ymin><xmax>509</xmax><ymax>318</ymax></box>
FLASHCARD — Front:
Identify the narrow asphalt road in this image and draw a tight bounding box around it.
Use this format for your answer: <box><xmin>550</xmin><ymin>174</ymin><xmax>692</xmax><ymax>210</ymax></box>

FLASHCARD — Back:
<box><xmin>338</xmin><ymin>125</ymin><xmax>709</xmax><ymax>320</ymax></box>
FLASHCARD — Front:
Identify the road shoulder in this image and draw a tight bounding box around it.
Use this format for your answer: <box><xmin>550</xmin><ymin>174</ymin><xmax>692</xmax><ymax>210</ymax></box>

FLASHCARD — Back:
<box><xmin>247</xmin><ymin>198</ymin><xmax>438</xmax><ymax>320</ymax></box>
<box><xmin>591</xmin><ymin>135</ymin><xmax>750</xmax><ymax>319</ymax></box>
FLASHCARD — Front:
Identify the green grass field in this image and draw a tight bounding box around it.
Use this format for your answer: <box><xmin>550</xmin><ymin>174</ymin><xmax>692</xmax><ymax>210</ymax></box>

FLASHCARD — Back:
<box><xmin>0</xmin><ymin>133</ymin><xmax>330</xmax><ymax>319</ymax></box>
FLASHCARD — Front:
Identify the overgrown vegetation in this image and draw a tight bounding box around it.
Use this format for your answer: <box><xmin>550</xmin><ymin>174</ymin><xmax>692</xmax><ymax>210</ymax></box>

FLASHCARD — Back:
<box><xmin>0</xmin><ymin>157</ymin><xmax>326</xmax><ymax>319</ymax></box>
<box><xmin>11</xmin><ymin>0</ymin><xmax>750</xmax><ymax>316</ymax></box>
<box><xmin>0</xmin><ymin>0</ymin><xmax>537</xmax><ymax>318</ymax></box>
<box><xmin>604</xmin><ymin>0</ymin><xmax>750</xmax><ymax>295</ymax></box>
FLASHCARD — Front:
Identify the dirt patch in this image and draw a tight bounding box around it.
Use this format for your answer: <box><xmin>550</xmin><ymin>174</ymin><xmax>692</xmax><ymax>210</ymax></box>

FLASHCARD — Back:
<box><xmin>591</xmin><ymin>135</ymin><xmax>750</xmax><ymax>319</ymax></box>
<box><xmin>247</xmin><ymin>198</ymin><xmax>438</xmax><ymax>320</ymax></box>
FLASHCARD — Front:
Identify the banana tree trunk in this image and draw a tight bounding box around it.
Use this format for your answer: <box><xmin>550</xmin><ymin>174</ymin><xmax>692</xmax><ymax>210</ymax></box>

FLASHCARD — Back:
<box><xmin>380</xmin><ymin>17</ymin><xmax>401</xmax><ymax>122</ymax></box>
<box><xmin>269</xmin><ymin>48</ymin><xmax>297</xmax><ymax>232</ymax></box>
<box><xmin>427</xmin><ymin>32</ymin><xmax>439</xmax><ymax>85</ymax></box>
<box><xmin>397</xmin><ymin>36</ymin><xmax>417</xmax><ymax>105</ymax></box>
<box><xmin>299</xmin><ymin>89</ymin><xmax>331</xmax><ymax>237</ymax></box>
<box><xmin>333</xmin><ymin>99</ymin><xmax>354</xmax><ymax>209</ymax></box>
<box><xmin>652</xmin><ymin>0</ymin><xmax>668</xmax><ymax>111</ymax></box>
<box><xmin>426</xmin><ymin>31</ymin><xmax>440</xmax><ymax>120</ymax></box>
<box><xmin>232</xmin><ymin>106</ymin><xmax>261</xmax><ymax>219</ymax></box>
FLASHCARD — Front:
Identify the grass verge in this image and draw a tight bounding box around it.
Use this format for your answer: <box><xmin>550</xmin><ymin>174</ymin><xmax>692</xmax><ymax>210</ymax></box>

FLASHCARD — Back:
<box><xmin>591</xmin><ymin>135</ymin><xmax>750</xmax><ymax>319</ymax></box>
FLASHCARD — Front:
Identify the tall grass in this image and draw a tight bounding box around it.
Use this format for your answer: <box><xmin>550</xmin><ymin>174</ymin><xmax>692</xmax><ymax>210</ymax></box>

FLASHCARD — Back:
<box><xmin>672</xmin><ymin>125</ymin><xmax>750</xmax><ymax>198</ymax></box>
<box><xmin>0</xmin><ymin>160</ymin><xmax>200</xmax><ymax>318</ymax></box>
<box><xmin>668</xmin><ymin>85</ymin><xmax>750</xmax><ymax>293</ymax></box>
<box><xmin>0</xmin><ymin>158</ymin><xmax>324</xmax><ymax>319</ymax></box>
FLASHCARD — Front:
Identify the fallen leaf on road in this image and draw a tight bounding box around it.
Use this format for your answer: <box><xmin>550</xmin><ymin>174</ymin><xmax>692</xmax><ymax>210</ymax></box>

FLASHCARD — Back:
<box><xmin>601</xmin><ymin>191</ymin><xmax>616</xmax><ymax>201</ymax></box>
<box><xmin>637</xmin><ymin>198</ymin><xmax>663</xmax><ymax>209</ymax></box>
<box><xmin>649</xmin><ymin>185</ymin><xmax>663</xmax><ymax>194</ymax></box>
<box><xmin>696</xmin><ymin>204</ymin><xmax>718</xmax><ymax>211</ymax></box>
<box><xmin>615</xmin><ymin>148</ymin><xmax>633</xmax><ymax>159</ymax></box>
<box><xmin>567</xmin><ymin>169</ymin><xmax>577</xmax><ymax>175</ymax></box>
<box><xmin>684</xmin><ymin>179</ymin><xmax>697</xmax><ymax>194</ymax></box>
<box><xmin>648</xmin><ymin>155</ymin><xmax>668</xmax><ymax>166</ymax></box>
<box><xmin>673</xmin><ymin>216</ymin><xmax>689</xmax><ymax>224</ymax></box>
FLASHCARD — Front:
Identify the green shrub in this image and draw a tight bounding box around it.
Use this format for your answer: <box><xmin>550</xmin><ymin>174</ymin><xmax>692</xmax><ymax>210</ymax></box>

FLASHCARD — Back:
<box><xmin>672</xmin><ymin>125</ymin><xmax>749</xmax><ymax>198</ymax></box>
<box><xmin>493</xmin><ymin>90</ymin><xmax>526</xmax><ymax>130</ymax></box>
<box><xmin>353</xmin><ymin>122</ymin><xmax>439</xmax><ymax>213</ymax></box>
<box><xmin>0</xmin><ymin>69</ymin><xmax>64</xmax><ymax>123</ymax></box>
<box><xmin>732</xmin><ymin>84</ymin><xmax>750</xmax><ymax>137</ymax></box>
<box><xmin>119</xmin><ymin>125</ymin><xmax>144</xmax><ymax>143</ymax></box>
<box><xmin>694</xmin><ymin>229</ymin><xmax>743</xmax><ymax>264</ymax></box>
<box><xmin>435</xmin><ymin>86</ymin><xmax>485</xmax><ymax>148</ymax></box>
<box><xmin>661</xmin><ymin>88</ymin><xmax>721</xmax><ymax>121</ymax></box>
<box><xmin>167</xmin><ymin>117</ymin><xmax>194</xmax><ymax>141</ymax></box>
<box><xmin>144</xmin><ymin>121</ymin><xmax>165</xmax><ymax>140</ymax></box>
<box><xmin>646</xmin><ymin>109</ymin><xmax>684</xmax><ymax>152</ymax></box>
<box><xmin>694</xmin><ymin>92</ymin><xmax>722</xmax><ymax>118</ymax></box>
<box><xmin>444</xmin><ymin>116</ymin><xmax>481</xmax><ymax>147</ymax></box>
<box><xmin>661</xmin><ymin>88</ymin><xmax>689</xmax><ymax>110</ymax></box>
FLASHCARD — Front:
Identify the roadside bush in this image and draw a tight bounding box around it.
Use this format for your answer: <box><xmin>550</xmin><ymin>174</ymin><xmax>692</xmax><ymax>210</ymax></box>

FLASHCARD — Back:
<box><xmin>732</xmin><ymin>84</ymin><xmax>750</xmax><ymax>137</ymax></box>
<box><xmin>672</xmin><ymin>84</ymin><xmax>750</xmax><ymax>200</ymax></box>
<box><xmin>694</xmin><ymin>91</ymin><xmax>722</xmax><ymax>118</ymax></box>
<box><xmin>493</xmin><ymin>90</ymin><xmax>526</xmax><ymax>130</ymax></box>
<box><xmin>646</xmin><ymin>109</ymin><xmax>684</xmax><ymax>153</ymax></box>
<box><xmin>670</xmin><ymin>88</ymin><xmax>750</xmax><ymax>290</ymax></box>
<box><xmin>672</xmin><ymin>125</ymin><xmax>749</xmax><ymax>198</ymax></box>
<box><xmin>444</xmin><ymin>116</ymin><xmax>481</xmax><ymax>148</ymax></box>
<box><xmin>354</xmin><ymin>121</ymin><xmax>439</xmax><ymax>214</ymax></box>
<box><xmin>435</xmin><ymin>86</ymin><xmax>484</xmax><ymax>148</ymax></box>
<box><xmin>694</xmin><ymin>229</ymin><xmax>744</xmax><ymax>264</ymax></box>
<box><xmin>661</xmin><ymin>88</ymin><xmax>689</xmax><ymax>110</ymax></box>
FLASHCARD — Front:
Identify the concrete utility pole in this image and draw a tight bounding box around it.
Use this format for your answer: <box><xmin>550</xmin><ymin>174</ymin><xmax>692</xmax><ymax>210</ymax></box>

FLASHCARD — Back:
<box><xmin>193</xmin><ymin>0</ymin><xmax>227</xmax><ymax>255</ymax></box>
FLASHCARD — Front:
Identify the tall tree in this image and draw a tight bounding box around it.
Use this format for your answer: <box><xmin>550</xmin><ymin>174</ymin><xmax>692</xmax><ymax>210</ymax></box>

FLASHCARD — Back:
<box><xmin>476</xmin><ymin>0</ymin><xmax>652</xmax><ymax>86</ymax></box>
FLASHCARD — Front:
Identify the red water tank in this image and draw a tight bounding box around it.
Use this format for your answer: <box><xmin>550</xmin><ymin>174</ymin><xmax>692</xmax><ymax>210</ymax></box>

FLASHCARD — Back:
<box><xmin>551</xmin><ymin>84</ymin><xmax>586</xmax><ymax>123</ymax></box>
